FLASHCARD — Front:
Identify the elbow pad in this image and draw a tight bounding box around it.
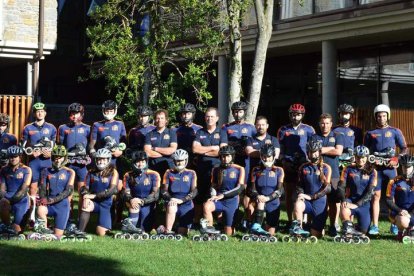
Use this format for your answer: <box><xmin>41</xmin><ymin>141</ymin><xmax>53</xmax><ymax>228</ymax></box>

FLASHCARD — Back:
<box><xmin>161</xmin><ymin>190</ymin><xmax>171</xmax><ymax>200</ymax></box>
<box><xmin>143</xmin><ymin>191</ymin><xmax>160</xmax><ymax>205</ymax></box>
<box><xmin>79</xmin><ymin>186</ymin><xmax>89</xmax><ymax>196</ymax></box>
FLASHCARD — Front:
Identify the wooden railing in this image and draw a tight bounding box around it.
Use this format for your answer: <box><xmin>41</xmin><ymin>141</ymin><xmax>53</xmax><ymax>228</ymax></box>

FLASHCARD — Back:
<box><xmin>350</xmin><ymin>107</ymin><xmax>414</xmax><ymax>153</ymax></box>
<box><xmin>0</xmin><ymin>95</ymin><xmax>33</xmax><ymax>140</ymax></box>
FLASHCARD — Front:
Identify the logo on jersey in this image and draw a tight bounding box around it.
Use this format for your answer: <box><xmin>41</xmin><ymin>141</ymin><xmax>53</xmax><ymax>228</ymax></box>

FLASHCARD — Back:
<box><xmin>59</xmin><ymin>174</ymin><xmax>66</xmax><ymax>180</ymax></box>
<box><xmin>362</xmin><ymin>174</ymin><xmax>369</xmax><ymax>180</ymax></box>
<box><xmin>164</xmin><ymin>134</ymin><xmax>170</xmax><ymax>140</ymax></box>
<box><xmin>269</xmin><ymin>171</ymin><xmax>275</xmax><ymax>178</ymax></box>
<box><xmin>329</xmin><ymin>137</ymin><xmax>335</xmax><ymax>143</ymax></box>
<box><xmin>64</xmin><ymin>129</ymin><xmax>71</xmax><ymax>135</ymax></box>
<box><xmin>16</xmin><ymin>172</ymin><xmax>23</xmax><ymax>179</ymax></box>
<box><xmin>98</xmin><ymin>127</ymin><xmax>105</xmax><ymax>132</ymax></box>
<box><xmin>241</xmin><ymin>128</ymin><xmax>248</xmax><ymax>134</ymax></box>
<box><xmin>298</xmin><ymin>129</ymin><xmax>305</xmax><ymax>136</ymax></box>
<box><xmin>143</xmin><ymin>177</ymin><xmax>150</xmax><ymax>185</ymax></box>
<box><xmin>347</xmin><ymin>130</ymin><xmax>354</xmax><ymax>137</ymax></box>
<box><xmin>42</xmin><ymin>129</ymin><xmax>50</xmax><ymax>135</ymax></box>
<box><xmin>200</xmin><ymin>135</ymin><xmax>206</xmax><ymax>139</ymax></box>
<box><xmin>183</xmin><ymin>175</ymin><xmax>189</xmax><ymax>182</ymax></box>
<box><xmin>29</xmin><ymin>130</ymin><xmax>38</xmax><ymax>135</ymax></box>
<box><xmin>227</xmin><ymin>129</ymin><xmax>235</xmax><ymax>135</ymax></box>
<box><xmin>385</xmin><ymin>131</ymin><xmax>392</xmax><ymax>138</ymax></box>
<box><xmin>112</xmin><ymin>125</ymin><xmax>118</xmax><ymax>131</ymax></box>
<box><xmin>214</xmin><ymin>133</ymin><xmax>220</xmax><ymax>139</ymax></box>
<box><xmin>229</xmin><ymin>171</ymin><xmax>236</xmax><ymax>179</ymax></box>
<box><xmin>78</xmin><ymin>128</ymin><xmax>85</xmax><ymax>134</ymax></box>
<box><xmin>2</xmin><ymin>137</ymin><xmax>9</xmax><ymax>143</ymax></box>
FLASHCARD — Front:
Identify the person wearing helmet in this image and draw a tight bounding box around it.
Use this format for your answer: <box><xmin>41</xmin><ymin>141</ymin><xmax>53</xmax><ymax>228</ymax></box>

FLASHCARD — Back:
<box><xmin>244</xmin><ymin>116</ymin><xmax>280</xmax><ymax>227</ymax></box>
<box><xmin>89</xmin><ymin>100</ymin><xmax>127</xmax><ymax>162</ymax></box>
<box><xmin>36</xmin><ymin>145</ymin><xmax>75</xmax><ymax>238</ymax></box>
<box><xmin>333</xmin><ymin>104</ymin><xmax>363</xmax><ymax>170</ymax></box>
<box><xmin>78</xmin><ymin>148</ymin><xmax>119</xmax><ymax>236</ymax></box>
<box><xmin>192</xmin><ymin>107</ymin><xmax>228</xmax><ymax>224</ymax></box>
<box><xmin>21</xmin><ymin>102</ymin><xmax>57</xmax><ymax>196</ymax></box>
<box><xmin>314</xmin><ymin>113</ymin><xmax>344</xmax><ymax>236</ymax></box>
<box><xmin>248</xmin><ymin>144</ymin><xmax>284</xmax><ymax>235</ymax></box>
<box><xmin>277</xmin><ymin>103</ymin><xmax>315</xmax><ymax>226</ymax></box>
<box><xmin>0</xmin><ymin>113</ymin><xmax>17</xmax><ymax>168</ymax></box>
<box><xmin>128</xmin><ymin>105</ymin><xmax>156</xmax><ymax>151</ymax></box>
<box><xmin>57</xmin><ymin>103</ymin><xmax>91</xmax><ymax>225</ymax></box>
<box><xmin>161</xmin><ymin>149</ymin><xmax>197</xmax><ymax>235</ymax></box>
<box><xmin>144</xmin><ymin>109</ymin><xmax>178</xmax><ymax>177</ymax></box>
<box><xmin>386</xmin><ymin>155</ymin><xmax>414</xmax><ymax>241</ymax></box>
<box><xmin>292</xmin><ymin>138</ymin><xmax>331</xmax><ymax>238</ymax></box>
<box><xmin>203</xmin><ymin>145</ymin><xmax>245</xmax><ymax>235</ymax></box>
<box><xmin>122</xmin><ymin>151</ymin><xmax>161</xmax><ymax>232</ymax></box>
<box><xmin>337</xmin><ymin>145</ymin><xmax>377</xmax><ymax>234</ymax></box>
<box><xmin>174</xmin><ymin>103</ymin><xmax>202</xmax><ymax>169</ymax></box>
<box><xmin>0</xmin><ymin>146</ymin><xmax>32</xmax><ymax>233</ymax></box>
<box><xmin>364</xmin><ymin>104</ymin><xmax>408</xmax><ymax>235</ymax></box>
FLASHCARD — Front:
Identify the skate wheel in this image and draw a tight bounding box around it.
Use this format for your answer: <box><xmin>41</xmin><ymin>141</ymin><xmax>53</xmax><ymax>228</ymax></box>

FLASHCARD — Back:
<box><xmin>260</xmin><ymin>236</ymin><xmax>268</xmax><ymax>242</ymax></box>
<box><xmin>202</xmin><ymin>235</ymin><xmax>210</xmax><ymax>242</ymax></box>
<box><xmin>282</xmin><ymin>235</ymin><xmax>291</xmax><ymax>243</ymax></box>
<box><xmin>69</xmin><ymin>236</ymin><xmax>77</xmax><ymax>242</ymax></box>
<box><xmin>114</xmin><ymin>233</ymin><xmax>122</xmax><ymax>239</ymax></box>
<box><xmin>309</xmin><ymin>236</ymin><xmax>318</xmax><ymax>244</ymax></box>
<box><xmin>353</xmin><ymin>236</ymin><xmax>361</xmax><ymax>244</ymax></box>
<box><xmin>159</xmin><ymin>235</ymin><xmax>166</xmax><ymax>240</ymax></box>
<box><xmin>132</xmin><ymin>233</ymin><xmax>141</xmax><ymax>240</ymax></box>
<box><xmin>192</xmin><ymin>235</ymin><xmax>201</xmax><ymax>242</ymax></box>
<box><xmin>362</xmin><ymin>236</ymin><xmax>370</xmax><ymax>244</ymax></box>
<box><xmin>150</xmin><ymin>235</ymin><xmax>159</xmax><ymax>240</ymax></box>
<box><xmin>402</xmin><ymin>236</ymin><xmax>411</xmax><ymax>244</ymax></box>
<box><xmin>167</xmin><ymin>234</ymin><xmax>175</xmax><ymax>240</ymax></box>
<box><xmin>125</xmin><ymin>233</ymin><xmax>132</xmax><ymax>240</ymax></box>
<box><xmin>141</xmin><ymin>233</ymin><xmax>149</xmax><ymax>240</ymax></box>
<box><xmin>368</xmin><ymin>155</ymin><xmax>375</xmax><ymax>163</ymax></box>
<box><xmin>269</xmin><ymin>236</ymin><xmax>277</xmax><ymax>243</ymax></box>
<box><xmin>251</xmin><ymin>235</ymin><xmax>259</xmax><ymax>242</ymax></box>
<box><xmin>291</xmin><ymin>236</ymin><xmax>300</xmax><ymax>243</ymax></box>
<box><xmin>86</xmin><ymin>235</ymin><xmax>93</xmax><ymax>242</ymax></box>
<box><xmin>18</xmin><ymin>234</ymin><xmax>26</xmax><ymax>241</ymax></box>
<box><xmin>44</xmin><ymin>235</ymin><xmax>53</xmax><ymax>242</ymax></box>
<box><xmin>60</xmin><ymin>236</ymin><xmax>68</xmax><ymax>243</ymax></box>
<box><xmin>220</xmin><ymin>234</ymin><xmax>228</xmax><ymax>241</ymax></box>
<box><xmin>334</xmin><ymin>235</ymin><xmax>342</xmax><ymax>243</ymax></box>
<box><xmin>242</xmin><ymin>235</ymin><xmax>251</xmax><ymax>242</ymax></box>
<box><xmin>175</xmin><ymin>235</ymin><xmax>183</xmax><ymax>241</ymax></box>
<box><xmin>344</xmin><ymin>237</ymin><xmax>352</xmax><ymax>244</ymax></box>
<box><xmin>76</xmin><ymin>237</ymin><xmax>84</xmax><ymax>243</ymax></box>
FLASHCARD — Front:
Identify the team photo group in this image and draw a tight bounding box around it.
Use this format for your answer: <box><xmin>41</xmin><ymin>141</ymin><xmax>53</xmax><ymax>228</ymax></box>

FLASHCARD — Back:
<box><xmin>0</xmin><ymin>99</ymin><xmax>413</xmax><ymax>244</ymax></box>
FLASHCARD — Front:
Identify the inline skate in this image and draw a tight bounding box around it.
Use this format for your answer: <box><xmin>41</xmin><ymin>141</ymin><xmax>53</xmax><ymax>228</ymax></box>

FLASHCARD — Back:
<box><xmin>241</xmin><ymin>223</ymin><xmax>277</xmax><ymax>243</ymax></box>
<box><xmin>334</xmin><ymin>221</ymin><xmax>370</xmax><ymax>244</ymax></box>
<box><xmin>114</xmin><ymin>218</ymin><xmax>149</xmax><ymax>240</ymax></box>
<box><xmin>192</xmin><ymin>218</ymin><xmax>228</xmax><ymax>242</ymax></box>
<box><xmin>0</xmin><ymin>223</ymin><xmax>25</xmax><ymax>240</ymax></box>
<box><xmin>282</xmin><ymin>220</ymin><xmax>318</xmax><ymax>243</ymax></box>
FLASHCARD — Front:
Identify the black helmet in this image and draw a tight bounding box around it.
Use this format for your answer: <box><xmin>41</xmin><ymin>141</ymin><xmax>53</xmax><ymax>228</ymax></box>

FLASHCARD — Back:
<box><xmin>231</xmin><ymin>101</ymin><xmax>248</xmax><ymax>111</ymax></box>
<box><xmin>307</xmin><ymin>136</ymin><xmax>322</xmax><ymax>152</ymax></box>
<box><xmin>399</xmin><ymin>155</ymin><xmax>414</xmax><ymax>167</ymax></box>
<box><xmin>7</xmin><ymin>145</ymin><xmax>23</xmax><ymax>157</ymax></box>
<box><xmin>131</xmin><ymin>151</ymin><xmax>148</xmax><ymax>163</ymax></box>
<box><xmin>260</xmin><ymin>144</ymin><xmax>276</xmax><ymax>158</ymax></box>
<box><xmin>137</xmin><ymin>105</ymin><xmax>153</xmax><ymax>116</ymax></box>
<box><xmin>180</xmin><ymin>103</ymin><xmax>196</xmax><ymax>113</ymax></box>
<box><xmin>68</xmin><ymin>103</ymin><xmax>84</xmax><ymax>115</ymax></box>
<box><xmin>102</xmin><ymin>100</ymin><xmax>118</xmax><ymax>110</ymax></box>
<box><xmin>338</xmin><ymin>104</ymin><xmax>354</xmax><ymax>114</ymax></box>
<box><xmin>219</xmin><ymin>145</ymin><xmax>235</xmax><ymax>168</ymax></box>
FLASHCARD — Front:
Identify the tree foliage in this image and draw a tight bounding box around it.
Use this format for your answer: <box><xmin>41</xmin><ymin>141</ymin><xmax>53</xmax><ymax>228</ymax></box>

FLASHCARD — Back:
<box><xmin>86</xmin><ymin>0</ymin><xmax>225</xmax><ymax>126</ymax></box>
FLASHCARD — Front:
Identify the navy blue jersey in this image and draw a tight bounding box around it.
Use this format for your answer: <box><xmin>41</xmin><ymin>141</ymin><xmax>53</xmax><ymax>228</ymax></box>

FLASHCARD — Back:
<box><xmin>386</xmin><ymin>177</ymin><xmax>414</xmax><ymax>211</ymax></box>
<box><xmin>22</xmin><ymin>122</ymin><xmax>57</xmax><ymax>146</ymax></box>
<box><xmin>174</xmin><ymin>124</ymin><xmax>202</xmax><ymax>153</ymax></box>
<box><xmin>194</xmin><ymin>127</ymin><xmax>227</xmax><ymax>161</ymax></box>
<box><xmin>144</xmin><ymin>128</ymin><xmax>177</xmax><ymax>151</ymax></box>
<box><xmin>163</xmin><ymin>169</ymin><xmax>197</xmax><ymax>200</ymax></box>
<box><xmin>314</xmin><ymin>131</ymin><xmax>344</xmax><ymax>178</ymax></box>
<box><xmin>85</xmin><ymin>170</ymin><xmax>119</xmax><ymax>206</ymax></box>
<box><xmin>246</xmin><ymin>133</ymin><xmax>280</xmax><ymax>169</ymax></box>
<box><xmin>128</xmin><ymin>125</ymin><xmax>156</xmax><ymax>151</ymax></box>
<box><xmin>222</xmin><ymin>122</ymin><xmax>256</xmax><ymax>157</ymax></box>
<box><xmin>58</xmin><ymin>123</ymin><xmax>90</xmax><ymax>150</ymax></box>
<box><xmin>0</xmin><ymin>133</ymin><xmax>17</xmax><ymax>151</ymax></box>
<box><xmin>364</xmin><ymin>126</ymin><xmax>407</xmax><ymax>153</ymax></box>
<box><xmin>250</xmin><ymin>165</ymin><xmax>284</xmax><ymax>196</ymax></box>
<box><xmin>333</xmin><ymin>125</ymin><xmax>363</xmax><ymax>150</ymax></box>
<box><xmin>277</xmin><ymin>123</ymin><xmax>315</xmax><ymax>160</ymax></box>
<box><xmin>298</xmin><ymin>162</ymin><xmax>332</xmax><ymax>196</ymax></box>
<box><xmin>0</xmin><ymin>164</ymin><xmax>32</xmax><ymax>200</ymax></box>
<box><xmin>123</xmin><ymin>169</ymin><xmax>160</xmax><ymax>199</ymax></box>
<box><xmin>91</xmin><ymin>120</ymin><xmax>126</xmax><ymax>149</ymax></box>
<box><xmin>211</xmin><ymin>164</ymin><xmax>245</xmax><ymax>196</ymax></box>
<box><xmin>340</xmin><ymin>165</ymin><xmax>377</xmax><ymax>204</ymax></box>
<box><xmin>39</xmin><ymin>167</ymin><xmax>75</xmax><ymax>197</ymax></box>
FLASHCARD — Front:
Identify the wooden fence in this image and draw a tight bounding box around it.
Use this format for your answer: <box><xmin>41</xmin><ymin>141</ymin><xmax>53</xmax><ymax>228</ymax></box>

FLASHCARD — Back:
<box><xmin>350</xmin><ymin>107</ymin><xmax>414</xmax><ymax>153</ymax></box>
<box><xmin>0</xmin><ymin>95</ymin><xmax>33</xmax><ymax>140</ymax></box>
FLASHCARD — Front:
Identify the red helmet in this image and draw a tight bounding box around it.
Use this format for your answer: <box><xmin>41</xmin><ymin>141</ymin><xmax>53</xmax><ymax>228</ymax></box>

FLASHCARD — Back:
<box><xmin>289</xmin><ymin>104</ymin><xmax>305</xmax><ymax>114</ymax></box>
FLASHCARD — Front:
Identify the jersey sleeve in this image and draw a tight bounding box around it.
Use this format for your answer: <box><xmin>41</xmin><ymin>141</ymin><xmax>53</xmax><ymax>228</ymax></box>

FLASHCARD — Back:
<box><xmin>169</xmin><ymin>129</ymin><xmax>177</xmax><ymax>144</ymax></box>
<box><xmin>395</xmin><ymin>128</ymin><xmax>407</xmax><ymax>149</ymax></box>
<box><xmin>144</xmin><ymin>131</ymin><xmax>152</xmax><ymax>146</ymax></box>
<box><xmin>220</xmin><ymin>129</ymin><xmax>228</xmax><ymax>144</ymax></box>
<box><xmin>335</xmin><ymin>133</ymin><xmax>345</xmax><ymax>147</ymax></box>
<box><xmin>194</xmin><ymin>129</ymin><xmax>202</xmax><ymax>144</ymax></box>
<box><xmin>50</xmin><ymin>125</ymin><xmax>57</xmax><ymax>142</ymax></box>
<box><xmin>21</xmin><ymin>126</ymin><xmax>29</xmax><ymax>143</ymax></box>
<box><xmin>272</xmin><ymin>136</ymin><xmax>280</xmax><ymax>149</ymax></box>
<box><xmin>246</xmin><ymin>137</ymin><xmax>254</xmax><ymax>147</ymax></box>
<box><xmin>120</xmin><ymin>122</ymin><xmax>127</xmax><ymax>143</ymax></box>
<box><xmin>90</xmin><ymin>123</ymin><xmax>98</xmax><ymax>141</ymax></box>
<box><xmin>57</xmin><ymin>125</ymin><xmax>64</xmax><ymax>144</ymax></box>
<box><xmin>363</xmin><ymin>131</ymin><xmax>371</xmax><ymax>149</ymax></box>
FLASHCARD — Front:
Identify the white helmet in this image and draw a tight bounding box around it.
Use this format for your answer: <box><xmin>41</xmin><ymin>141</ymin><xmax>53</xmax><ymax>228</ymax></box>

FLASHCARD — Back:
<box><xmin>95</xmin><ymin>148</ymin><xmax>112</xmax><ymax>170</ymax></box>
<box><xmin>172</xmin><ymin>149</ymin><xmax>188</xmax><ymax>171</ymax></box>
<box><xmin>374</xmin><ymin>104</ymin><xmax>390</xmax><ymax>120</ymax></box>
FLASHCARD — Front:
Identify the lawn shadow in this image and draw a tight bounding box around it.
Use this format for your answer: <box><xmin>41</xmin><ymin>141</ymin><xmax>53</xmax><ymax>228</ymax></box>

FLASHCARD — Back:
<box><xmin>0</xmin><ymin>243</ymin><xmax>124</xmax><ymax>275</ymax></box>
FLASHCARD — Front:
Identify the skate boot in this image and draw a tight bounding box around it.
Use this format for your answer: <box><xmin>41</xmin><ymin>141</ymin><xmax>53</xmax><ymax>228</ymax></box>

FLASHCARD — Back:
<box><xmin>193</xmin><ymin>218</ymin><xmax>228</xmax><ymax>242</ymax></box>
<box><xmin>334</xmin><ymin>221</ymin><xmax>369</xmax><ymax>244</ymax></box>
<box><xmin>282</xmin><ymin>220</ymin><xmax>317</xmax><ymax>243</ymax></box>
<box><xmin>242</xmin><ymin>223</ymin><xmax>276</xmax><ymax>243</ymax></box>
<box><xmin>28</xmin><ymin>219</ymin><xmax>57</xmax><ymax>242</ymax></box>
<box><xmin>114</xmin><ymin>218</ymin><xmax>148</xmax><ymax>240</ymax></box>
<box><xmin>0</xmin><ymin>223</ymin><xmax>25</xmax><ymax>241</ymax></box>
<box><xmin>62</xmin><ymin>223</ymin><xmax>92</xmax><ymax>242</ymax></box>
<box><xmin>150</xmin><ymin>225</ymin><xmax>183</xmax><ymax>241</ymax></box>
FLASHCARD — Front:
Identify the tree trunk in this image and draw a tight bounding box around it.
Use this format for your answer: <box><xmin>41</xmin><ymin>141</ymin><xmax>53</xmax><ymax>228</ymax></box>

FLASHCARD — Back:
<box><xmin>227</xmin><ymin>0</ymin><xmax>242</xmax><ymax>120</ymax></box>
<box><xmin>245</xmin><ymin>0</ymin><xmax>274</xmax><ymax>124</ymax></box>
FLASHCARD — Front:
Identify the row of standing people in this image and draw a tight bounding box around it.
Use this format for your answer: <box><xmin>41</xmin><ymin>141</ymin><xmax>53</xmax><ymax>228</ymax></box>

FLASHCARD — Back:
<box><xmin>0</xmin><ymin>100</ymin><xmax>412</xmax><ymax>239</ymax></box>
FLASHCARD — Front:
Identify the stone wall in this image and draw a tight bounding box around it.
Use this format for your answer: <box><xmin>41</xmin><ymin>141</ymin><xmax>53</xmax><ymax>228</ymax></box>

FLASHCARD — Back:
<box><xmin>1</xmin><ymin>0</ymin><xmax>57</xmax><ymax>49</ymax></box>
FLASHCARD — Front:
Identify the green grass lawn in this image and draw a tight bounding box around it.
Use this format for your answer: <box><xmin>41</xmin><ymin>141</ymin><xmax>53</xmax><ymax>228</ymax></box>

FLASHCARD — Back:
<box><xmin>1</xmin><ymin>218</ymin><xmax>414</xmax><ymax>275</ymax></box>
